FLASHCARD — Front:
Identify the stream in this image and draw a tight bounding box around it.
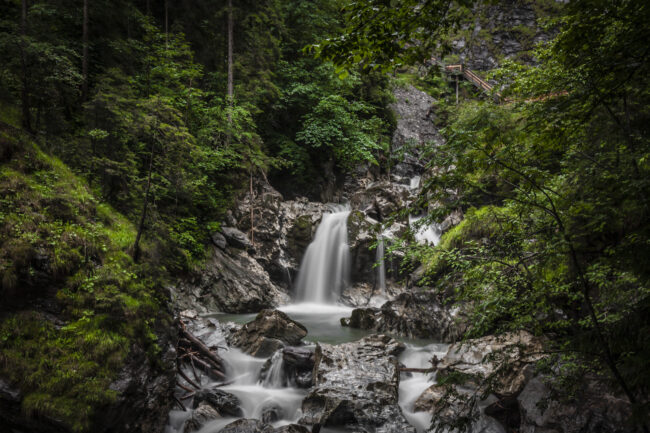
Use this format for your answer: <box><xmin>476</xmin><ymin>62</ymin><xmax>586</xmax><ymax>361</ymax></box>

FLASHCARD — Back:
<box><xmin>165</xmin><ymin>205</ymin><xmax>448</xmax><ymax>433</ymax></box>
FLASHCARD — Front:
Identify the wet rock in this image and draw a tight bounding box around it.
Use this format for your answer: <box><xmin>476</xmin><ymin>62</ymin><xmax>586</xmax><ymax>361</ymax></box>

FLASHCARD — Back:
<box><xmin>231</xmin><ymin>309</ymin><xmax>308</xmax><ymax>357</ymax></box>
<box><xmin>222</xmin><ymin>226</ymin><xmax>254</xmax><ymax>253</ymax></box>
<box><xmin>299</xmin><ymin>334</ymin><xmax>415</xmax><ymax>432</ymax></box>
<box><xmin>347</xmin><ymin>291</ymin><xmax>467</xmax><ymax>342</ymax></box>
<box><xmin>261</xmin><ymin>404</ymin><xmax>283</xmax><ymax>423</ymax></box>
<box><xmin>273</xmin><ymin>425</ymin><xmax>310</xmax><ymax>433</ymax></box>
<box><xmin>350</xmin><ymin>180</ymin><xmax>410</xmax><ymax>222</ymax></box>
<box><xmin>192</xmin><ymin>388</ymin><xmax>242</xmax><ymax>417</ymax></box>
<box><xmin>220</xmin><ymin>419</ymin><xmax>272</xmax><ymax>433</ymax></box>
<box><xmin>172</xmin><ymin>247</ymin><xmax>289</xmax><ymax>314</ymax></box>
<box><xmin>233</xmin><ymin>181</ymin><xmax>327</xmax><ymax>291</ymax></box>
<box><xmin>282</xmin><ymin>346</ymin><xmax>315</xmax><ymax>388</ymax></box>
<box><xmin>183</xmin><ymin>403</ymin><xmax>221</xmax><ymax>433</ymax></box>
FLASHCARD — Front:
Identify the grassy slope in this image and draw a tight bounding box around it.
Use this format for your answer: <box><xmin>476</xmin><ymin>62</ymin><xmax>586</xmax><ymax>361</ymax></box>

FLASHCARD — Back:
<box><xmin>0</xmin><ymin>126</ymin><xmax>170</xmax><ymax>432</ymax></box>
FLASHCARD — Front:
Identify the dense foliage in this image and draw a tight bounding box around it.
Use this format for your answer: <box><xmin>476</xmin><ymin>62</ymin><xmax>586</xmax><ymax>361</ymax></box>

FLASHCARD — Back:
<box><xmin>394</xmin><ymin>0</ymin><xmax>650</xmax><ymax>428</ymax></box>
<box><xmin>0</xmin><ymin>0</ymin><xmax>393</xmax><ymax>429</ymax></box>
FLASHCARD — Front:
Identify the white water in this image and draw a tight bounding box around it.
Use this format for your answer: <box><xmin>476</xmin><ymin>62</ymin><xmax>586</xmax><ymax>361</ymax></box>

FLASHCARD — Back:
<box><xmin>399</xmin><ymin>343</ymin><xmax>449</xmax><ymax>432</ymax></box>
<box><xmin>294</xmin><ymin>205</ymin><xmax>351</xmax><ymax>303</ymax></box>
<box><xmin>409</xmin><ymin>214</ymin><xmax>442</xmax><ymax>246</ymax></box>
<box><xmin>410</xmin><ymin>175</ymin><xmax>421</xmax><ymax>190</ymax></box>
<box><xmin>376</xmin><ymin>235</ymin><xmax>387</xmax><ymax>295</ymax></box>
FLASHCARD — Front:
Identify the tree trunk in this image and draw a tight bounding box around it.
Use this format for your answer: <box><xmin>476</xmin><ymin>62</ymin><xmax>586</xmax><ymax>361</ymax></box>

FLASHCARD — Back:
<box><xmin>164</xmin><ymin>0</ymin><xmax>168</xmax><ymax>48</ymax></box>
<box><xmin>249</xmin><ymin>169</ymin><xmax>255</xmax><ymax>245</ymax></box>
<box><xmin>20</xmin><ymin>0</ymin><xmax>31</xmax><ymax>132</ymax></box>
<box><xmin>133</xmin><ymin>141</ymin><xmax>155</xmax><ymax>263</ymax></box>
<box><xmin>81</xmin><ymin>0</ymin><xmax>89</xmax><ymax>100</ymax></box>
<box><xmin>227</xmin><ymin>0</ymin><xmax>234</xmax><ymax>105</ymax></box>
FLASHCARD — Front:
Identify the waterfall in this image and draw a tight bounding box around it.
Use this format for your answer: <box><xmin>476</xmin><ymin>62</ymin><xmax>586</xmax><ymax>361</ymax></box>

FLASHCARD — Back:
<box><xmin>409</xmin><ymin>214</ymin><xmax>442</xmax><ymax>246</ymax></box>
<box><xmin>294</xmin><ymin>205</ymin><xmax>351</xmax><ymax>304</ymax></box>
<box><xmin>376</xmin><ymin>235</ymin><xmax>386</xmax><ymax>295</ymax></box>
<box><xmin>409</xmin><ymin>175</ymin><xmax>421</xmax><ymax>190</ymax></box>
<box><xmin>260</xmin><ymin>350</ymin><xmax>285</xmax><ymax>388</ymax></box>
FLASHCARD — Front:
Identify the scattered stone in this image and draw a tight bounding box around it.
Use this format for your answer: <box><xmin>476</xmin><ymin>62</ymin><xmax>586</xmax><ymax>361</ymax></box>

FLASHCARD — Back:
<box><xmin>231</xmin><ymin>309</ymin><xmax>308</xmax><ymax>357</ymax></box>
<box><xmin>192</xmin><ymin>388</ymin><xmax>242</xmax><ymax>418</ymax></box>
<box><xmin>183</xmin><ymin>403</ymin><xmax>220</xmax><ymax>433</ymax></box>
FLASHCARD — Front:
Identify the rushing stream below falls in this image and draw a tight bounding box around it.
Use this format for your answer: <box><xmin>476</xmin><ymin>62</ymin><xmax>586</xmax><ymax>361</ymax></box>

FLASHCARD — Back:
<box><xmin>165</xmin><ymin>204</ymin><xmax>449</xmax><ymax>433</ymax></box>
<box><xmin>165</xmin><ymin>304</ymin><xmax>448</xmax><ymax>433</ymax></box>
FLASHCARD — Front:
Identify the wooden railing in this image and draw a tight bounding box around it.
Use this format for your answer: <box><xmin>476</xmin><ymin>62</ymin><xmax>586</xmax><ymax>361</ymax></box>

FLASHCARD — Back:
<box><xmin>430</xmin><ymin>57</ymin><xmax>497</xmax><ymax>97</ymax></box>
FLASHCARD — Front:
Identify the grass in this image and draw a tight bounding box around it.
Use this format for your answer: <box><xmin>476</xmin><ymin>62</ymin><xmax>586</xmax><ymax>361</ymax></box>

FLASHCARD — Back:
<box><xmin>0</xmin><ymin>130</ymin><xmax>169</xmax><ymax>432</ymax></box>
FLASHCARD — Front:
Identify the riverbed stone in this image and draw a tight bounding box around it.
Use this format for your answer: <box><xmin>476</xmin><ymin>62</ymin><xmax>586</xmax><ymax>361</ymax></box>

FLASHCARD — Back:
<box><xmin>192</xmin><ymin>388</ymin><xmax>242</xmax><ymax>417</ymax></box>
<box><xmin>347</xmin><ymin>290</ymin><xmax>467</xmax><ymax>342</ymax></box>
<box><xmin>299</xmin><ymin>334</ymin><xmax>415</xmax><ymax>432</ymax></box>
<box><xmin>183</xmin><ymin>403</ymin><xmax>221</xmax><ymax>433</ymax></box>
<box><xmin>230</xmin><ymin>309</ymin><xmax>308</xmax><ymax>357</ymax></box>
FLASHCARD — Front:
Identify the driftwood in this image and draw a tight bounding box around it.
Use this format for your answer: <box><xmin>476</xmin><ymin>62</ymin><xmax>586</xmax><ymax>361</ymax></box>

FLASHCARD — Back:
<box><xmin>175</xmin><ymin>318</ymin><xmax>227</xmax><ymax>391</ymax></box>
<box><xmin>179</xmin><ymin>322</ymin><xmax>224</xmax><ymax>369</ymax></box>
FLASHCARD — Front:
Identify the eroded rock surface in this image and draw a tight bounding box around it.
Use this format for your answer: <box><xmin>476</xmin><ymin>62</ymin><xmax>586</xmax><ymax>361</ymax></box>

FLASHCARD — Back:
<box><xmin>346</xmin><ymin>291</ymin><xmax>467</xmax><ymax>342</ymax></box>
<box><xmin>300</xmin><ymin>334</ymin><xmax>415</xmax><ymax>433</ymax></box>
<box><xmin>230</xmin><ymin>309</ymin><xmax>308</xmax><ymax>357</ymax></box>
<box><xmin>172</xmin><ymin>247</ymin><xmax>289</xmax><ymax>314</ymax></box>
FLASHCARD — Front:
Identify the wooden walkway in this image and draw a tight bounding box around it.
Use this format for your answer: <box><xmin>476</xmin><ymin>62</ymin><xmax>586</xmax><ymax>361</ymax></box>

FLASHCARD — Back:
<box><xmin>430</xmin><ymin>57</ymin><xmax>567</xmax><ymax>104</ymax></box>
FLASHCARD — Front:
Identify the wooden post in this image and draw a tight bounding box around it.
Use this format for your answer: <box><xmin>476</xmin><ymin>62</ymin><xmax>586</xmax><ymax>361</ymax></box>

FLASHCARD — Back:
<box><xmin>455</xmin><ymin>75</ymin><xmax>459</xmax><ymax>105</ymax></box>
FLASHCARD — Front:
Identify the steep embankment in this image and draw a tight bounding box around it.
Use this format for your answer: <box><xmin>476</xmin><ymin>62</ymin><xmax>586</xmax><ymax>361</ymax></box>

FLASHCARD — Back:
<box><xmin>0</xmin><ymin>127</ymin><xmax>174</xmax><ymax>432</ymax></box>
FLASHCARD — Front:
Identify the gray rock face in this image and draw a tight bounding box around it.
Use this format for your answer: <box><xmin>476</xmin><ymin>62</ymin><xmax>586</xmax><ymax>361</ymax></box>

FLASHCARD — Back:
<box><xmin>452</xmin><ymin>1</ymin><xmax>557</xmax><ymax>72</ymax></box>
<box><xmin>172</xmin><ymin>247</ymin><xmax>289</xmax><ymax>314</ymax></box>
<box><xmin>346</xmin><ymin>291</ymin><xmax>467</xmax><ymax>342</ymax></box>
<box><xmin>389</xmin><ymin>85</ymin><xmax>442</xmax><ymax>182</ymax></box>
<box><xmin>299</xmin><ymin>334</ymin><xmax>415</xmax><ymax>433</ymax></box>
<box><xmin>222</xmin><ymin>227</ymin><xmax>254</xmax><ymax>253</ymax></box>
<box><xmin>230</xmin><ymin>309</ymin><xmax>308</xmax><ymax>357</ymax></box>
<box><xmin>517</xmin><ymin>376</ymin><xmax>635</xmax><ymax>433</ymax></box>
<box><xmin>233</xmin><ymin>181</ymin><xmax>327</xmax><ymax>291</ymax></box>
<box><xmin>413</xmin><ymin>332</ymin><xmax>638</xmax><ymax>433</ymax></box>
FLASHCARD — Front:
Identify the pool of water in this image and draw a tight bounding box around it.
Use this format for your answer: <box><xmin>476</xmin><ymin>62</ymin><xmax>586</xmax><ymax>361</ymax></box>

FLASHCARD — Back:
<box><xmin>171</xmin><ymin>303</ymin><xmax>448</xmax><ymax>433</ymax></box>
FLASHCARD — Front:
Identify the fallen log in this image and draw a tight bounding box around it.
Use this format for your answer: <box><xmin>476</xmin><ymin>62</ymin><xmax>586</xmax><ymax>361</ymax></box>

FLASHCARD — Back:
<box><xmin>179</xmin><ymin>322</ymin><xmax>224</xmax><ymax>369</ymax></box>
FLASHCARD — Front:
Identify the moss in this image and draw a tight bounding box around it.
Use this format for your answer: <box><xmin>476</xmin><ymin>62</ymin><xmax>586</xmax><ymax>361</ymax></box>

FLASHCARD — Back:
<box><xmin>423</xmin><ymin>206</ymin><xmax>513</xmax><ymax>276</ymax></box>
<box><xmin>0</xmin><ymin>132</ymin><xmax>168</xmax><ymax>431</ymax></box>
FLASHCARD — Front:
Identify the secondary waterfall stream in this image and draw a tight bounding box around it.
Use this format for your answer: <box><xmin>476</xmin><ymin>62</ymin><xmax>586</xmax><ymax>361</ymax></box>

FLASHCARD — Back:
<box><xmin>166</xmin><ymin>202</ymin><xmax>446</xmax><ymax>433</ymax></box>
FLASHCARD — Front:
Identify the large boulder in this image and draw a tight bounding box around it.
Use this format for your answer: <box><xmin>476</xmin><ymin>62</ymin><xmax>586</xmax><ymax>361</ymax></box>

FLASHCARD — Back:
<box><xmin>299</xmin><ymin>334</ymin><xmax>416</xmax><ymax>432</ymax></box>
<box><xmin>415</xmin><ymin>332</ymin><xmax>638</xmax><ymax>433</ymax></box>
<box><xmin>192</xmin><ymin>388</ymin><xmax>242</xmax><ymax>417</ymax></box>
<box><xmin>172</xmin><ymin>247</ymin><xmax>289</xmax><ymax>314</ymax></box>
<box><xmin>350</xmin><ymin>180</ymin><xmax>410</xmax><ymax>222</ymax></box>
<box><xmin>346</xmin><ymin>291</ymin><xmax>467</xmax><ymax>342</ymax></box>
<box><xmin>221</xmin><ymin>226</ymin><xmax>255</xmax><ymax>253</ymax></box>
<box><xmin>230</xmin><ymin>309</ymin><xmax>308</xmax><ymax>357</ymax></box>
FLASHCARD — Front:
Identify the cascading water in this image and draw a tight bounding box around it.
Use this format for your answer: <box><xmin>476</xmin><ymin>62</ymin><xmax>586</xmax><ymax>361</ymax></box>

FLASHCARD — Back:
<box><xmin>376</xmin><ymin>235</ymin><xmax>386</xmax><ymax>295</ymax></box>
<box><xmin>409</xmin><ymin>214</ymin><xmax>442</xmax><ymax>246</ymax></box>
<box><xmin>294</xmin><ymin>205</ymin><xmax>351</xmax><ymax>303</ymax></box>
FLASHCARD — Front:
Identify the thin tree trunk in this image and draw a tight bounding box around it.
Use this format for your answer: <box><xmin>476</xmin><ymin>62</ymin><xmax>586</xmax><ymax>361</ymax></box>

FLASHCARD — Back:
<box><xmin>133</xmin><ymin>141</ymin><xmax>155</xmax><ymax>262</ymax></box>
<box><xmin>227</xmin><ymin>0</ymin><xmax>234</xmax><ymax>105</ymax></box>
<box><xmin>20</xmin><ymin>0</ymin><xmax>31</xmax><ymax>132</ymax></box>
<box><xmin>164</xmin><ymin>0</ymin><xmax>169</xmax><ymax>48</ymax></box>
<box><xmin>81</xmin><ymin>0</ymin><xmax>89</xmax><ymax>100</ymax></box>
<box><xmin>249</xmin><ymin>169</ymin><xmax>255</xmax><ymax>246</ymax></box>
